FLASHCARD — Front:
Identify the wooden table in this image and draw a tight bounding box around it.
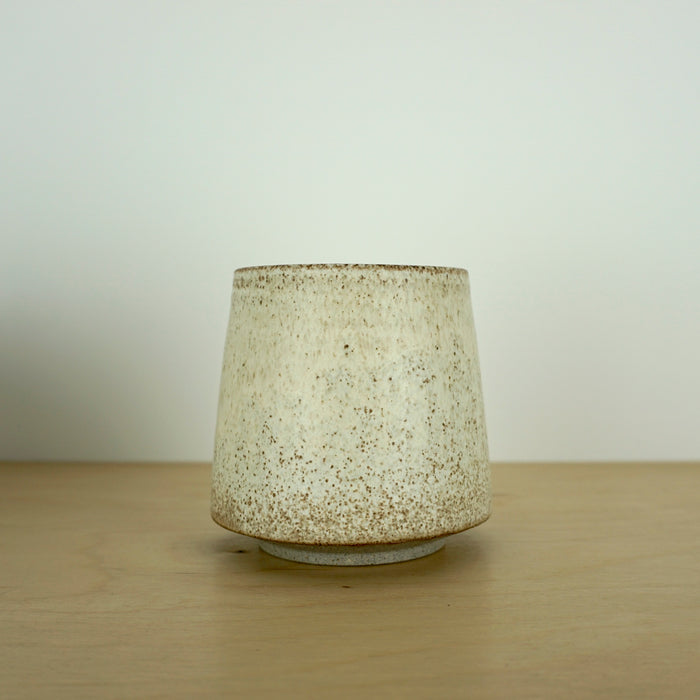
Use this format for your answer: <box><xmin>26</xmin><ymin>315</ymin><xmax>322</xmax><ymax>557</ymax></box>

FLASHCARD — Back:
<box><xmin>2</xmin><ymin>462</ymin><xmax>698</xmax><ymax>698</ymax></box>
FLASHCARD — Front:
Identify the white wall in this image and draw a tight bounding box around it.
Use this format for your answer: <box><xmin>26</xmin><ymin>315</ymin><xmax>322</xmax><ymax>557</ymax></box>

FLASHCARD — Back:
<box><xmin>2</xmin><ymin>1</ymin><xmax>699</xmax><ymax>462</ymax></box>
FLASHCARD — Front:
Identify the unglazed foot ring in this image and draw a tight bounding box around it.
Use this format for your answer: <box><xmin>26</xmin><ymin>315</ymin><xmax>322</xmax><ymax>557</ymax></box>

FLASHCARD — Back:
<box><xmin>258</xmin><ymin>537</ymin><xmax>446</xmax><ymax>566</ymax></box>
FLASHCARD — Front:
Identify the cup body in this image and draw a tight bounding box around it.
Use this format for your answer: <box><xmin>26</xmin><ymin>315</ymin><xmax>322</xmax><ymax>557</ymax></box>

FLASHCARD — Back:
<box><xmin>211</xmin><ymin>264</ymin><xmax>491</xmax><ymax>550</ymax></box>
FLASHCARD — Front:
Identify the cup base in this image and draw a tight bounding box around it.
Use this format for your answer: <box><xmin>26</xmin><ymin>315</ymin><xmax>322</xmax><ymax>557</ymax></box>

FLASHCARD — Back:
<box><xmin>258</xmin><ymin>536</ymin><xmax>446</xmax><ymax>566</ymax></box>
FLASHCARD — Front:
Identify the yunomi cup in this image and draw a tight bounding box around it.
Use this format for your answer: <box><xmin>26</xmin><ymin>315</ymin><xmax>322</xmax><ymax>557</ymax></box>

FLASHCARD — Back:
<box><xmin>211</xmin><ymin>264</ymin><xmax>491</xmax><ymax>565</ymax></box>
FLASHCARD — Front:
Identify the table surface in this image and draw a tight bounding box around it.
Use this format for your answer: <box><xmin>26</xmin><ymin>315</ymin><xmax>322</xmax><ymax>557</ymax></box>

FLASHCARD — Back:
<box><xmin>2</xmin><ymin>462</ymin><xmax>698</xmax><ymax>699</ymax></box>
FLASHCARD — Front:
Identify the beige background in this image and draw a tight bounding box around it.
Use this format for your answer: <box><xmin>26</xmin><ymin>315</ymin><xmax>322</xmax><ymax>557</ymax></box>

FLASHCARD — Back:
<box><xmin>2</xmin><ymin>2</ymin><xmax>699</xmax><ymax>462</ymax></box>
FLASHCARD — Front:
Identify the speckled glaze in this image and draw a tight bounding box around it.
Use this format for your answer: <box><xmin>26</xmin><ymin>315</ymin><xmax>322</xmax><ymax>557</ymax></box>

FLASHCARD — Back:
<box><xmin>211</xmin><ymin>264</ymin><xmax>491</xmax><ymax>563</ymax></box>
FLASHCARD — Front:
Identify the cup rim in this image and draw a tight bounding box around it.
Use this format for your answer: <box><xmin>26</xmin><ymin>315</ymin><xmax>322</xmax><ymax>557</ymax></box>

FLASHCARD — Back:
<box><xmin>234</xmin><ymin>263</ymin><xmax>468</xmax><ymax>274</ymax></box>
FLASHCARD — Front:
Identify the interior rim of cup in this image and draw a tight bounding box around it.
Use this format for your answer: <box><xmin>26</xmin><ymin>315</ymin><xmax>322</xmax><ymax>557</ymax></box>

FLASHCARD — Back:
<box><xmin>234</xmin><ymin>263</ymin><xmax>468</xmax><ymax>274</ymax></box>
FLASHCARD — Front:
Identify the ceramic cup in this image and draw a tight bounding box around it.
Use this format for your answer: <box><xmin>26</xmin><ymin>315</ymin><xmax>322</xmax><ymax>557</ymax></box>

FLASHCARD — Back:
<box><xmin>211</xmin><ymin>264</ymin><xmax>491</xmax><ymax>565</ymax></box>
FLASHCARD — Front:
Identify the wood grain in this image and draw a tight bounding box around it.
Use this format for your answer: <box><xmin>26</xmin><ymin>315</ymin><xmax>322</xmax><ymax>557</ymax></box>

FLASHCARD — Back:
<box><xmin>1</xmin><ymin>462</ymin><xmax>698</xmax><ymax>699</ymax></box>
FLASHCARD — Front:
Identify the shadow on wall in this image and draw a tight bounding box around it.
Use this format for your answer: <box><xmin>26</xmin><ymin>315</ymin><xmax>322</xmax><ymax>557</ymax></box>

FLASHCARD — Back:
<box><xmin>0</xmin><ymin>308</ymin><xmax>219</xmax><ymax>462</ymax></box>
